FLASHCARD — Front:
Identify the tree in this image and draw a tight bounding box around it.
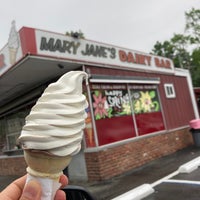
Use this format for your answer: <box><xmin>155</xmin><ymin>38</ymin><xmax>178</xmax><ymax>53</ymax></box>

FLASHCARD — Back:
<box><xmin>190</xmin><ymin>48</ymin><xmax>200</xmax><ymax>86</ymax></box>
<box><xmin>152</xmin><ymin>41</ymin><xmax>174</xmax><ymax>58</ymax></box>
<box><xmin>152</xmin><ymin>34</ymin><xmax>191</xmax><ymax>68</ymax></box>
<box><xmin>151</xmin><ymin>8</ymin><xmax>200</xmax><ymax>86</ymax></box>
<box><xmin>185</xmin><ymin>8</ymin><xmax>200</xmax><ymax>47</ymax></box>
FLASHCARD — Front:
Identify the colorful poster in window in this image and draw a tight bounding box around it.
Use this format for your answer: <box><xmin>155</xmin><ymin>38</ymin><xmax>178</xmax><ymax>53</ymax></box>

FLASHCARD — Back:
<box><xmin>130</xmin><ymin>85</ymin><xmax>160</xmax><ymax>114</ymax></box>
<box><xmin>130</xmin><ymin>85</ymin><xmax>165</xmax><ymax>135</ymax></box>
<box><xmin>91</xmin><ymin>84</ymin><xmax>131</xmax><ymax>120</ymax></box>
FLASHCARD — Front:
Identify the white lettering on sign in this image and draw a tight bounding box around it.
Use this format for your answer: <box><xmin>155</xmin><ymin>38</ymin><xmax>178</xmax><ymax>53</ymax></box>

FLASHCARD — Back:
<box><xmin>105</xmin><ymin>90</ymin><xmax>129</xmax><ymax>108</ymax></box>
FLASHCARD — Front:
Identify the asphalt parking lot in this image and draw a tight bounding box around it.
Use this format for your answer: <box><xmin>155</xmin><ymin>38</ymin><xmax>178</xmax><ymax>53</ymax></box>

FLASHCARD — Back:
<box><xmin>113</xmin><ymin>155</ymin><xmax>200</xmax><ymax>200</ymax></box>
<box><xmin>143</xmin><ymin>167</ymin><xmax>200</xmax><ymax>200</ymax></box>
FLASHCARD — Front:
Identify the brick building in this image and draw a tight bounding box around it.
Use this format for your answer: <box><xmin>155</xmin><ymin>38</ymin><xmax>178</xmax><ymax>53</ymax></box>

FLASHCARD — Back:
<box><xmin>0</xmin><ymin>22</ymin><xmax>198</xmax><ymax>181</ymax></box>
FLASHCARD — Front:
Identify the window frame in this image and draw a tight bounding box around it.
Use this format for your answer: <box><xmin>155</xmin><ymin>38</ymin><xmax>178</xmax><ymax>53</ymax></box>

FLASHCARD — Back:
<box><xmin>164</xmin><ymin>83</ymin><xmax>176</xmax><ymax>98</ymax></box>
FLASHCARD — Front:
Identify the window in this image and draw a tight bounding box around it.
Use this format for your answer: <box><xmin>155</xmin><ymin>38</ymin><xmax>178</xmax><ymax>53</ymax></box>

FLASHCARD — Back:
<box><xmin>164</xmin><ymin>84</ymin><xmax>176</xmax><ymax>98</ymax></box>
<box><xmin>130</xmin><ymin>85</ymin><xmax>161</xmax><ymax>114</ymax></box>
<box><xmin>90</xmin><ymin>83</ymin><xmax>136</xmax><ymax>146</ymax></box>
<box><xmin>0</xmin><ymin>109</ymin><xmax>29</xmax><ymax>153</ymax></box>
<box><xmin>129</xmin><ymin>85</ymin><xmax>165</xmax><ymax>135</ymax></box>
<box><xmin>89</xmin><ymin>83</ymin><xmax>165</xmax><ymax>145</ymax></box>
<box><xmin>91</xmin><ymin>84</ymin><xmax>130</xmax><ymax>120</ymax></box>
<box><xmin>6</xmin><ymin>118</ymin><xmax>23</xmax><ymax>150</ymax></box>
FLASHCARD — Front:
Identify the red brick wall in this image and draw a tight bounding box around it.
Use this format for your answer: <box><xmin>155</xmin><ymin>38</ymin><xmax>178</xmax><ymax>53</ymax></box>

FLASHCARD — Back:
<box><xmin>85</xmin><ymin>128</ymin><xmax>193</xmax><ymax>181</ymax></box>
<box><xmin>0</xmin><ymin>156</ymin><xmax>27</xmax><ymax>176</ymax></box>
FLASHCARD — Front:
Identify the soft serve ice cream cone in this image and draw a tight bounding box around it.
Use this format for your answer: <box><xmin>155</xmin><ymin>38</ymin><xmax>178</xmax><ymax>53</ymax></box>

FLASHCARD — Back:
<box><xmin>18</xmin><ymin>71</ymin><xmax>88</xmax><ymax>200</ymax></box>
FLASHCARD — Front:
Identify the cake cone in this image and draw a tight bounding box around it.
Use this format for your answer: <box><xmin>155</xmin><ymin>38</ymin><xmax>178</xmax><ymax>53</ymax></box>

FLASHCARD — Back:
<box><xmin>24</xmin><ymin>150</ymin><xmax>71</xmax><ymax>179</ymax></box>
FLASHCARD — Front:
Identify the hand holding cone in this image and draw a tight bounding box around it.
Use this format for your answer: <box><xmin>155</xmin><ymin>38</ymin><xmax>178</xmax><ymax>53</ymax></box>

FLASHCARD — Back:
<box><xmin>18</xmin><ymin>71</ymin><xmax>88</xmax><ymax>200</ymax></box>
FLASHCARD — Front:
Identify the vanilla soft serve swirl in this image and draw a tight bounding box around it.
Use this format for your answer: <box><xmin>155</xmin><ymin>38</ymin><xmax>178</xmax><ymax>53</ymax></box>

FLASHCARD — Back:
<box><xmin>18</xmin><ymin>71</ymin><xmax>88</xmax><ymax>157</ymax></box>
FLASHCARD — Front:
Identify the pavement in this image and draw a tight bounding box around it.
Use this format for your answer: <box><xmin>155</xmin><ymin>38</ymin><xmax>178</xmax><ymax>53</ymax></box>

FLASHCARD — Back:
<box><xmin>1</xmin><ymin>145</ymin><xmax>200</xmax><ymax>200</ymax></box>
<box><xmin>75</xmin><ymin>145</ymin><xmax>200</xmax><ymax>200</ymax></box>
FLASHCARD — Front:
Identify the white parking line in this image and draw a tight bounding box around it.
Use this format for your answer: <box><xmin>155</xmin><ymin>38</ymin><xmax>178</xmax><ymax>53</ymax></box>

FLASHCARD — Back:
<box><xmin>151</xmin><ymin>170</ymin><xmax>179</xmax><ymax>188</ymax></box>
<box><xmin>111</xmin><ymin>156</ymin><xmax>200</xmax><ymax>200</ymax></box>
<box><xmin>163</xmin><ymin>179</ymin><xmax>200</xmax><ymax>185</ymax></box>
<box><xmin>151</xmin><ymin>156</ymin><xmax>200</xmax><ymax>188</ymax></box>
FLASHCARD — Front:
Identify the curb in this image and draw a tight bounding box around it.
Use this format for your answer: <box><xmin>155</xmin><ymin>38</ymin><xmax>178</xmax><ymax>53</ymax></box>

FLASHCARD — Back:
<box><xmin>178</xmin><ymin>156</ymin><xmax>200</xmax><ymax>173</ymax></box>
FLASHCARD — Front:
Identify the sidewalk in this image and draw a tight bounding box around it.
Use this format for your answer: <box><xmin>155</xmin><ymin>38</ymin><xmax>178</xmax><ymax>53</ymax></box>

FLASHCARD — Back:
<box><xmin>1</xmin><ymin>146</ymin><xmax>200</xmax><ymax>200</ymax></box>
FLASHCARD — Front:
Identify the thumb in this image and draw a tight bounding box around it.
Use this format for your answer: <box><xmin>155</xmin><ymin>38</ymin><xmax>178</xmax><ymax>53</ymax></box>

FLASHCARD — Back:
<box><xmin>20</xmin><ymin>180</ymin><xmax>42</xmax><ymax>200</ymax></box>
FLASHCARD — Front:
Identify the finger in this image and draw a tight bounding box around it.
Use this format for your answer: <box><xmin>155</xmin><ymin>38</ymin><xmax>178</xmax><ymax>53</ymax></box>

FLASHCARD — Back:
<box><xmin>59</xmin><ymin>174</ymin><xmax>68</xmax><ymax>188</ymax></box>
<box><xmin>20</xmin><ymin>180</ymin><xmax>42</xmax><ymax>200</ymax></box>
<box><xmin>0</xmin><ymin>175</ymin><xmax>27</xmax><ymax>200</ymax></box>
<box><xmin>54</xmin><ymin>190</ymin><xmax>66</xmax><ymax>200</ymax></box>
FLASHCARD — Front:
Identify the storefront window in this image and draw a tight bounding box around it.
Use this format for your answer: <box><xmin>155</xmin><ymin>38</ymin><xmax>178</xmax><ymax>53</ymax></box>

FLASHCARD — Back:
<box><xmin>91</xmin><ymin>84</ymin><xmax>136</xmax><ymax>146</ymax></box>
<box><xmin>92</xmin><ymin>86</ymin><xmax>131</xmax><ymax>120</ymax></box>
<box><xmin>0</xmin><ymin>109</ymin><xmax>30</xmax><ymax>154</ymax></box>
<box><xmin>131</xmin><ymin>85</ymin><xmax>161</xmax><ymax>114</ymax></box>
<box><xmin>6</xmin><ymin>117</ymin><xmax>24</xmax><ymax>150</ymax></box>
<box><xmin>0</xmin><ymin>118</ymin><xmax>6</xmax><ymax>154</ymax></box>
<box><xmin>129</xmin><ymin>85</ymin><xmax>165</xmax><ymax>135</ymax></box>
<box><xmin>89</xmin><ymin>83</ymin><xmax>165</xmax><ymax>146</ymax></box>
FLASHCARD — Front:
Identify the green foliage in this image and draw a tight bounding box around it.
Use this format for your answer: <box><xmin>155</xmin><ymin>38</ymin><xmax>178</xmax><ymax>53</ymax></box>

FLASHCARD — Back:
<box><xmin>65</xmin><ymin>30</ymin><xmax>85</xmax><ymax>39</ymax></box>
<box><xmin>185</xmin><ymin>8</ymin><xmax>200</xmax><ymax>46</ymax></box>
<box><xmin>152</xmin><ymin>34</ymin><xmax>191</xmax><ymax>68</ymax></box>
<box><xmin>152</xmin><ymin>41</ymin><xmax>174</xmax><ymax>58</ymax></box>
<box><xmin>190</xmin><ymin>48</ymin><xmax>200</xmax><ymax>86</ymax></box>
<box><xmin>151</xmin><ymin>8</ymin><xmax>200</xmax><ymax>86</ymax></box>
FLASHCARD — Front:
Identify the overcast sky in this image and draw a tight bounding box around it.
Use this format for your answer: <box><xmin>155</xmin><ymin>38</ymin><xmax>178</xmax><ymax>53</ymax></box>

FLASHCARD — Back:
<box><xmin>1</xmin><ymin>0</ymin><xmax>199</xmax><ymax>53</ymax></box>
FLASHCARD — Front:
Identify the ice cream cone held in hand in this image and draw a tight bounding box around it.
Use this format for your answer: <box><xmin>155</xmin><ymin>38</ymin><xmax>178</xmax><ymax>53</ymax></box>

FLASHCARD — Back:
<box><xmin>18</xmin><ymin>71</ymin><xmax>88</xmax><ymax>200</ymax></box>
